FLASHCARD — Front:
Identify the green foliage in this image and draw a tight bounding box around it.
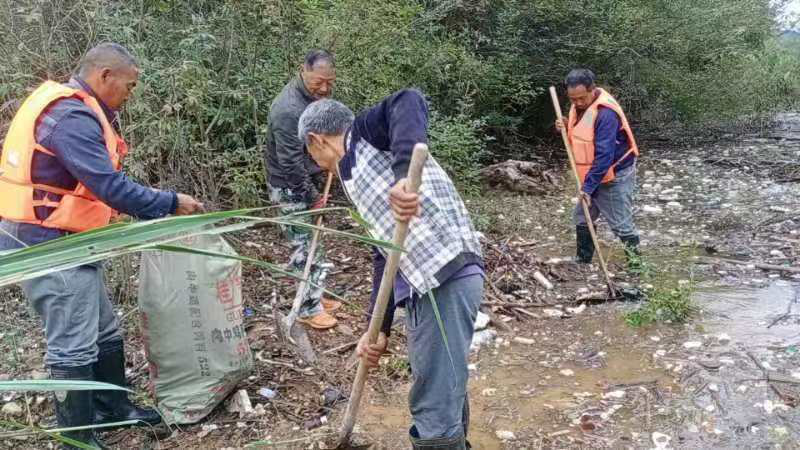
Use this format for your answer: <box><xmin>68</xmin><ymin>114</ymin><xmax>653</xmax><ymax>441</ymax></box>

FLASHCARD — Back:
<box><xmin>624</xmin><ymin>284</ymin><xmax>695</xmax><ymax>327</ymax></box>
<box><xmin>428</xmin><ymin>112</ymin><xmax>487</xmax><ymax>195</ymax></box>
<box><xmin>1</xmin><ymin>0</ymin><xmax>798</xmax><ymax>204</ymax></box>
<box><xmin>624</xmin><ymin>254</ymin><xmax>696</xmax><ymax>327</ymax></box>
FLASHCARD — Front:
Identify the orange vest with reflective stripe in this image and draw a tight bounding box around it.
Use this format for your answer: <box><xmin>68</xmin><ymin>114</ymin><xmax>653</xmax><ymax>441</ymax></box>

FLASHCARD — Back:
<box><xmin>567</xmin><ymin>88</ymin><xmax>639</xmax><ymax>186</ymax></box>
<box><xmin>0</xmin><ymin>81</ymin><xmax>128</xmax><ymax>233</ymax></box>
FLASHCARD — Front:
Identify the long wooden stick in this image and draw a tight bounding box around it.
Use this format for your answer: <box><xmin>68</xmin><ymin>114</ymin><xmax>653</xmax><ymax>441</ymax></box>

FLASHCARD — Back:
<box><xmin>284</xmin><ymin>171</ymin><xmax>335</xmax><ymax>331</ymax></box>
<box><xmin>549</xmin><ymin>86</ymin><xmax>618</xmax><ymax>295</ymax></box>
<box><xmin>338</xmin><ymin>144</ymin><xmax>429</xmax><ymax>445</ymax></box>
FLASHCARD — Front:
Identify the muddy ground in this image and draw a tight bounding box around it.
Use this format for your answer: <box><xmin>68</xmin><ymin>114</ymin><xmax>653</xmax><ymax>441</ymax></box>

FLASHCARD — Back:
<box><xmin>1</xmin><ymin>115</ymin><xmax>798</xmax><ymax>449</ymax></box>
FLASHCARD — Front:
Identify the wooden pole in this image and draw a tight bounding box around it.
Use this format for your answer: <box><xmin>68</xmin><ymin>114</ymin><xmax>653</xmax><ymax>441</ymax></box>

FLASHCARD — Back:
<box><xmin>338</xmin><ymin>144</ymin><xmax>429</xmax><ymax>446</ymax></box>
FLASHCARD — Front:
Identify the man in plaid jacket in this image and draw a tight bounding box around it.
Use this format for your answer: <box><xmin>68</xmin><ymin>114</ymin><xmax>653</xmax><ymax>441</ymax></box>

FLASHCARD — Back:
<box><xmin>298</xmin><ymin>90</ymin><xmax>484</xmax><ymax>449</ymax></box>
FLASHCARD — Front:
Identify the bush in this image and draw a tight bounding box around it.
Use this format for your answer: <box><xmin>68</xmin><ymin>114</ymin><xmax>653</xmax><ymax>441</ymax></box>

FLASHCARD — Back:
<box><xmin>1</xmin><ymin>0</ymin><xmax>797</xmax><ymax>205</ymax></box>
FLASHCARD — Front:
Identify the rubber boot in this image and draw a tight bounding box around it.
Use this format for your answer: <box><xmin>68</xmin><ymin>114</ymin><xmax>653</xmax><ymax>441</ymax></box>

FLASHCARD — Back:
<box><xmin>410</xmin><ymin>426</ymin><xmax>468</xmax><ymax>449</ymax></box>
<box><xmin>576</xmin><ymin>225</ymin><xmax>595</xmax><ymax>264</ymax></box>
<box><xmin>620</xmin><ymin>235</ymin><xmax>642</xmax><ymax>271</ymax></box>
<box><xmin>50</xmin><ymin>364</ymin><xmax>107</xmax><ymax>450</ymax></box>
<box><xmin>93</xmin><ymin>340</ymin><xmax>162</xmax><ymax>427</ymax></box>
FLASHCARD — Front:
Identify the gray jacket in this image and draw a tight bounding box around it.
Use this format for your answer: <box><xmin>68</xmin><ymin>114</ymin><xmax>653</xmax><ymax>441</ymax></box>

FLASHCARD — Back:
<box><xmin>264</xmin><ymin>76</ymin><xmax>321</xmax><ymax>204</ymax></box>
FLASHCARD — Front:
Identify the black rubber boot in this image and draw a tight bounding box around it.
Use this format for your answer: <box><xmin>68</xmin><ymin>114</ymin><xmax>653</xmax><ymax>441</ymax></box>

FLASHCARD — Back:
<box><xmin>410</xmin><ymin>426</ymin><xmax>468</xmax><ymax>449</ymax></box>
<box><xmin>50</xmin><ymin>364</ymin><xmax>107</xmax><ymax>450</ymax></box>
<box><xmin>620</xmin><ymin>235</ymin><xmax>642</xmax><ymax>271</ymax></box>
<box><xmin>93</xmin><ymin>340</ymin><xmax>162</xmax><ymax>427</ymax></box>
<box><xmin>576</xmin><ymin>225</ymin><xmax>595</xmax><ymax>264</ymax></box>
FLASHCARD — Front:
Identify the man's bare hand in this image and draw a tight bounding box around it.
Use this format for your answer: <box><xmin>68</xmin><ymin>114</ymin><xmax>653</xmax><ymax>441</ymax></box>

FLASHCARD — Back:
<box><xmin>580</xmin><ymin>192</ymin><xmax>592</xmax><ymax>208</ymax></box>
<box><xmin>389</xmin><ymin>178</ymin><xmax>421</xmax><ymax>222</ymax></box>
<box><xmin>356</xmin><ymin>332</ymin><xmax>388</xmax><ymax>368</ymax></box>
<box><xmin>175</xmin><ymin>193</ymin><xmax>205</xmax><ymax>215</ymax></box>
<box><xmin>310</xmin><ymin>194</ymin><xmax>329</xmax><ymax>210</ymax></box>
<box><xmin>555</xmin><ymin>117</ymin><xmax>568</xmax><ymax>132</ymax></box>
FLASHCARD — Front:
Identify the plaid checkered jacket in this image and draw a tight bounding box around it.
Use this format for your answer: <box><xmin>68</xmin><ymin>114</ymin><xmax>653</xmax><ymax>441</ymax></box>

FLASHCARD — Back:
<box><xmin>341</xmin><ymin>135</ymin><xmax>483</xmax><ymax>294</ymax></box>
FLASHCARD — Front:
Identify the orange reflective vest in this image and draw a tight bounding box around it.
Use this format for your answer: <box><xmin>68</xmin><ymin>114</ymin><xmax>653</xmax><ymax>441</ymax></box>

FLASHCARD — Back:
<box><xmin>567</xmin><ymin>88</ymin><xmax>639</xmax><ymax>186</ymax></box>
<box><xmin>0</xmin><ymin>81</ymin><xmax>128</xmax><ymax>233</ymax></box>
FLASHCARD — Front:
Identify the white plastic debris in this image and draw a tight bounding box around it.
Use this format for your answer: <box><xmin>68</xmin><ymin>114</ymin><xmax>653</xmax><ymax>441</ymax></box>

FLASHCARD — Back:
<box><xmin>737</xmin><ymin>385</ymin><xmax>748</xmax><ymax>393</ymax></box>
<box><xmin>708</xmin><ymin>383</ymin><xmax>719</xmax><ymax>392</ymax></box>
<box><xmin>495</xmin><ymin>430</ymin><xmax>516</xmax><ymax>440</ymax></box>
<box><xmin>643</xmin><ymin>205</ymin><xmax>663</xmax><ymax>215</ymax></box>
<box><xmin>683</xmin><ymin>341</ymin><xmax>702</xmax><ymax>349</ymax></box>
<box><xmin>1</xmin><ymin>402</ymin><xmax>23</xmax><ymax>416</ymax></box>
<box><xmin>649</xmin><ymin>336</ymin><xmax>661</xmax><ymax>342</ymax></box>
<box><xmin>513</xmin><ymin>336</ymin><xmax>535</xmax><ymax>345</ymax></box>
<box><xmin>716</xmin><ymin>333</ymin><xmax>731</xmax><ymax>343</ymax></box>
<box><xmin>543</xmin><ymin>308</ymin><xmax>564</xmax><ymax>318</ymax></box>
<box><xmin>474</xmin><ymin>311</ymin><xmax>490</xmax><ymax>331</ymax></box>
<box><xmin>481</xmin><ymin>388</ymin><xmax>497</xmax><ymax>397</ymax></box>
<box><xmin>470</xmin><ymin>329</ymin><xmax>497</xmax><ymax>351</ymax></box>
<box><xmin>258</xmin><ymin>388</ymin><xmax>277</xmax><ymax>400</ymax></box>
<box><xmin>769</xmin><ymin>249</ymin><xmax>786</xmax><ymax>258</ymax></box>
<box><xmin>666</xmin><ymin>201</ymin><xmax>682</xmax><ymax>209</ymax></box>
<box><xmin>603</xmin><ymin>390</ymin><xmax>626</xmax><ymax>399</ymax></box>
<box><xmin>651</xmin><ymin>432</ymin><xmax>671</xmax><ymax>449</ymax></box>
<box><xmin>566</xmin><ymin>304</ymin><xmax>587</xmax><ymax>315</ymax></box>
<box><xmin>533</xmin><ymin>271</ymin><xmax>553</xmax><ymax>290</ymax></box>
<box><xmin>226</xmin><ymin>389</ymin><xmax>253</xmax><ymax>416</ymax></box>
<box><xmin>560</xmin><ymin>369</ymin><xmax>575</xmax><ymax>377</ymax></box>
<box><xmin>791</xmin><ymin>371</ymin><xmax>800</xmax><ymax>380</ymax></box>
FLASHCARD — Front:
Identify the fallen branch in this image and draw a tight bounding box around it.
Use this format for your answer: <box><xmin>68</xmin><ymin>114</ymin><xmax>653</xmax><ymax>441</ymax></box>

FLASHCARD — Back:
<box><xmin>697</xmin><ymin>256</ymin><xmax>800</xmax><ymax>274</ymax></box>
<box><xmin>322</xmin><ymin>340</ymin><xmax>358</xmax><ymax>355</ymax></box>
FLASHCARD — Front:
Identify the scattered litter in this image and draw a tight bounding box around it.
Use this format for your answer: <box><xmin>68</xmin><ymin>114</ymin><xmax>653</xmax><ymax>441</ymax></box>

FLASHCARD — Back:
<box><xmin>474</xmin><ymin>311</ymin><xmax>490</xmax><ymax>331</ymax></box>
<box><xmin>543</xmin><ymin>309</ymin><xmax>564</xmax><ymax>318</ymax></box>
<box><xmin>649</xmin><ymin>336</ymin><xmax>661</xmax><ymax>342</ymax></box>
<box><xmin>533</xmin><ymin>271</ymin><xmax>553</xmax><ymax>290</ymax></box>
<box><xmin>708</xmin><ymin>383</ymin><xmax>719</xmax><ymax>392</ymax></box>
<box><xmin>566</xmin><ymin>304</ymin><xmax>586</xmax><ymax>315</ymax></box>
<box><xmin>1</xmin><ymin>402</ymin><xmax>22</xmax><ymax>416</ymax></box>
<box><xmin>468</xmin><ymin>363</ymin><xmax>478</xmax><ymax>371</ymax></box>
<box><xmin>471</xmin><ymin>329</ymin><xmax>497</xmax><ymax>351</ymax></box>
<box><xmin>198</xmin><ymin>424</ymin><xmax>218</xmax><ymax>438</ymax></box>
<box><xmin>791</xmin><ymin>371</ymin><xmax>800</xmax><ymax>380</ymax></box>
<box><xmin>258</xmin><ymin>388</ymin><xmax>277</xmax><ymax>400</ymax></box>
<box><xmin>683</xmin><ymin>341</ymin><xmax>702</xmax><ymax>349</ymax></box>
<box><xmin>560</xmin><ymin>369</ymin><xmax>575</xmax><ymax>376</ymax></box>
<box><xmin>769</xmin><ymin>250</ymin><xmax>786</xmax><ymax>258</ymax></box>
<box><xmin>495</xmin><ymin>430</ymin><xmax>516</xmax><ymax>440</ymax></box>
<box><xmin>737</xmin><ymin>385</ymin><xmax>748</xmax><ymax>393</ymax></box>
<box><xmin>716</xmin><ymin>333</ymin><xmax>731</xmax><ymax>343</ymax></box>
<box><xmin>603</xmin><ymin>390</ymin><xmax>626</xmax><ymax>399</ymax></box>
<box><xmin>321</xmin><ymin>387</ymin><xmax>345</xmax><ymax>408</ymax></box>
<box><xmin>513</xmin><ymin>336</ymin><xmax>535</xmax><ymax>345</ymax></box>
<box><xmin>481</xmin><ymin>388</ymin><xmax>497</xmax><ymax>397</ymax></box>
<box><xmin>643</xmin><ymin>205</ymin><xmax>663</xmax><ymax>214</ymax></box>
<box><xmin>651</xmin><ymin>432</ymin><xmax>672</xmax><ymax>449</ymax></box>
<box><xmin>304</xmin><ymin>415</ymin><xmax>328</xmax><ymax>430</ymax></box>
<box><xmin>226</xmin><ymin>389</ymin><xmax>253</xmax><ymax>417</ymax></box>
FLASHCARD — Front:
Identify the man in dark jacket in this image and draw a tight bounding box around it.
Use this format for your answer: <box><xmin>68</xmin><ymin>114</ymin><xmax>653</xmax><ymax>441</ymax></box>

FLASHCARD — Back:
<box><xmin>0</xmin><ymin>43</ymin><xmax>203</xmax><ymax>448</ymax></box>
<box><xmin>298</xmin><ymin>90</ymin><xmax>484</xmax><ymax>449</ymax></box>
<box><xmin>264</xmin><ymin>49</ymin><xmax>340</xmax><ymax>329</ymax></box>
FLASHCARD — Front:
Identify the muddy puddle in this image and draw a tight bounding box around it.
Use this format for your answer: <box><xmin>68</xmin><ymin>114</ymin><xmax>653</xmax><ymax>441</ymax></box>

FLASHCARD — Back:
<box><xmin>694</xmin><ymin>281</ymin><xmax>800</xmax><ymax>347</ymax></box>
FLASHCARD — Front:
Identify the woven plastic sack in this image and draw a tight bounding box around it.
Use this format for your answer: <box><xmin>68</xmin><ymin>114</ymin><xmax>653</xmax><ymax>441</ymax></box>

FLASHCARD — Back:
<box><xmin>138</xmin><ymin>233</ymin><xmax>253</xmax><ymax>424</ymax></box>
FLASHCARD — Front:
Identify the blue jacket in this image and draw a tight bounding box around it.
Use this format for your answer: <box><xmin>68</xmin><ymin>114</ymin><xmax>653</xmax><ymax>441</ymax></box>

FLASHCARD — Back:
<box><xmin>0</xmin><ymin>78</ymin><xmax>177</xmax><ymax>247</ymax></box>
<box><xmin>581</xmin><ymin>106</ymin><xmax>636</xmax><ymax>195</ymax></box>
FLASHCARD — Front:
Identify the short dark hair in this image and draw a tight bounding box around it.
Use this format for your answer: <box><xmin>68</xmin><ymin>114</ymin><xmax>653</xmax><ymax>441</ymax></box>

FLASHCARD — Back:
<box><xmin>565</xmin><ymin>69</ymin><xmax>596</xmax><ymax>89</ymax></box>
<box><xmin>78</xmin><ymin>43</ymin><xmax>138</xmax><ymax>78</ymax></box>
<box><xmin>303</xmin><ymin>49</ymin><xmax>334</xmax><ymax>69</ymax></box>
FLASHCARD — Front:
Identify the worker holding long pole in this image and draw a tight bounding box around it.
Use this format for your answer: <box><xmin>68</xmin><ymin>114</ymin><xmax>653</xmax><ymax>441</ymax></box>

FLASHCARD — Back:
<box><xmin>297</xmin><ymin>90</ymin><xmax>485</xmax><ymax>449</ymax></box>
<box><xmin>554</xmin><ymin>69</ymin><xmax>642</xmax><ymax>270</ymax></box>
